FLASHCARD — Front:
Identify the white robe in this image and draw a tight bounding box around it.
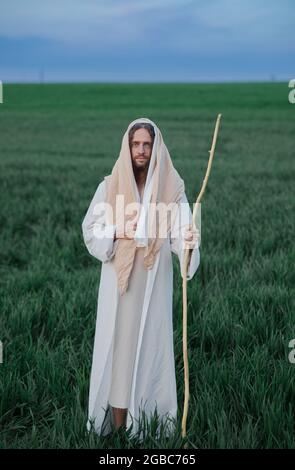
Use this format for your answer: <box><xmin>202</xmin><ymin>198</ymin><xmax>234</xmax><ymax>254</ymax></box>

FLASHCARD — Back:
<box><xmin>81</xmin><ymin>179</ymin><xmax>200</xmax><ymax>441</ymax></box>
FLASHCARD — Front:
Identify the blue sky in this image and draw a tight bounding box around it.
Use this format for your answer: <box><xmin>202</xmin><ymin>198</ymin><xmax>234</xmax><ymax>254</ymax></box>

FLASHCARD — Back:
<box><xmin>0</xmin><ymin>0</ymin><xmax>294</xmax><ymax>83</ymax></box>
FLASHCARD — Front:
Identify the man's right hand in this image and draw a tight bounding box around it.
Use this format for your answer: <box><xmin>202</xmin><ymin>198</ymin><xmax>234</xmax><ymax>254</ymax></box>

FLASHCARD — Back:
<box><xmin>115</xmin><ymin>211</ymin><xmax>138</xmax><ymax>240</ymax></box>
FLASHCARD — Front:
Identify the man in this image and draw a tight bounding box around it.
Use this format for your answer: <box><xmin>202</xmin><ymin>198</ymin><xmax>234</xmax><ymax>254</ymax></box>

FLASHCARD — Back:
<box><xmin>82</xmin><ymin>117</ymin><xmax>200</xmax><ymax>441</ymax></box>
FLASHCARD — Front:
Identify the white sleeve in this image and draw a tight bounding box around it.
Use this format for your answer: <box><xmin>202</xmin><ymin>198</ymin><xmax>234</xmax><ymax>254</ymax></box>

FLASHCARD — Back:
<box><xmin>81</xmin><ymin>180</ymin><xmax>119</xmax><ymax>263</ymax></box>
<box><xmin>170</xmin><ymin>192</ymin><xmax>200</xmax><ymax>280</ymax></box>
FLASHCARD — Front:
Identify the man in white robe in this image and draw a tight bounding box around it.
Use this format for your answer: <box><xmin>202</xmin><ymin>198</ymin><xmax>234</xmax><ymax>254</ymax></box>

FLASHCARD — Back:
<box><xmin>82</xmin><ymin>117</ymin><xmax>200</xmax><ymax>442</ymax></box>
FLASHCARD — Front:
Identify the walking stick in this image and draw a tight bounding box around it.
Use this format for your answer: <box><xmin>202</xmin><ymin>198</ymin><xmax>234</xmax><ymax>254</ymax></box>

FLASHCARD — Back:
<box><xmin>181</xmin><ymin>114</ymin><xmax>222</xmax><ymax>445</ymax></box>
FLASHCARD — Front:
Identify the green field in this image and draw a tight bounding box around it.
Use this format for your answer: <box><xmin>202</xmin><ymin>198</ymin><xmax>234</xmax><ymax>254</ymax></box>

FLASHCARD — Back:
<box><xmin>0</xmin><ymin>82</ymin><xmax>294</xmax><ymax>448</ymax></box>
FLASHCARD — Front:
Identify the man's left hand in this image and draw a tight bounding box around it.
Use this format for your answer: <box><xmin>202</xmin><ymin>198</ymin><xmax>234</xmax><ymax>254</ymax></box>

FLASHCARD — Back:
<box><xmin>183</xmin><ymin>225</ymin><xmax>200</xmax><ymax>249</ymax></box>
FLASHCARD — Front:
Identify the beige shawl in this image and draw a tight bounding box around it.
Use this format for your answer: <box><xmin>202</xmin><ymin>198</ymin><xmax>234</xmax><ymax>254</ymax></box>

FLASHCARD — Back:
<box><xmin>104</xmin><ymin>117</ymin><xmax>185</xmax><ymax>295</ymax></box>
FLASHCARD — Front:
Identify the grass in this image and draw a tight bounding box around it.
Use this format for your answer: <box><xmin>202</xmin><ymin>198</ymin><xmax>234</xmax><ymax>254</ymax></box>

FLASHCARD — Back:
<box><xmin>0</xmin><ymin>81</ymin><xmax>294</xmax><ymax>448</ymax></box>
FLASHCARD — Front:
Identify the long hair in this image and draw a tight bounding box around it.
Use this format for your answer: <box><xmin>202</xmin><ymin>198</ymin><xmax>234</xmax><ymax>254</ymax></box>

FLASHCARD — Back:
<box><xmin>128</xmin><ymin>123</ymin><xmax>156</xmax><ymax>149</ymax></box>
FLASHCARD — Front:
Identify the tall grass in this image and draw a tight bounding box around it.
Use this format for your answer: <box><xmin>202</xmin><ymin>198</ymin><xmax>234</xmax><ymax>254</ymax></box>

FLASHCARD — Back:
<box><xmin>0</xmin><ymin>82</ymin><xmax>294</xmax><ymax>448</ymax></box>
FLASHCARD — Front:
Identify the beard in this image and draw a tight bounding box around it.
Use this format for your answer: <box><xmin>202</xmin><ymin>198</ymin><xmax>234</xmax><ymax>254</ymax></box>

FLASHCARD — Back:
<box><xmin>132</xmin><ymin>158</ymin><xmax>150</xmax><ymax>173</ymax></box>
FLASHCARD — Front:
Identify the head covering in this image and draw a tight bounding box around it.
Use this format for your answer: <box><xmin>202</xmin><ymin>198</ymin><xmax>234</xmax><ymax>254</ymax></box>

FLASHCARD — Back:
<box><xmin>104</xmin><ymin>117</ymin><xmax>185</xmax><ymax>295</ymax></box>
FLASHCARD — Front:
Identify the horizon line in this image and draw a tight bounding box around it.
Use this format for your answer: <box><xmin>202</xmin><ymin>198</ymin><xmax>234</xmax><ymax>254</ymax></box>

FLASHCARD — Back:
<box><xmin>1</xmin><ymin>78</ymin><xmax>288</xmax><ymax>85</ymax></box>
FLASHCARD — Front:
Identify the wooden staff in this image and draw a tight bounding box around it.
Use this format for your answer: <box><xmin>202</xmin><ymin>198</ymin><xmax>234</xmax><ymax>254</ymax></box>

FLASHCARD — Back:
<box><xmin>181</xmin><ymin>114</ymin><xmax>222</xmax><ymax>444</ymax></box>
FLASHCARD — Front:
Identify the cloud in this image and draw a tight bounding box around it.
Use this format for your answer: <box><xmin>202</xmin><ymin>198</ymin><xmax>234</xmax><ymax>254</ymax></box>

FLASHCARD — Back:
<box><xmin>0</xmin><ymin>0</ymin><xmax>293</xmax><ymax>81</ymax></box>
<box><xmin>1</xmin><ymin>0</ymin><xmax>293</xmax><ymax>52</ymax></box>
<box><xmin>0</xmin><ymin>0</ymin><xmax>193</xmax><ymax>44</ymax></box>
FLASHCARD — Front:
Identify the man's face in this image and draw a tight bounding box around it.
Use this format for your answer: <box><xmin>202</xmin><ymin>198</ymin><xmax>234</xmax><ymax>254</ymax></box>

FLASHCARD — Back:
<box><xmin>130</xmin><ymin>128</ymin><xmax>153</xmax><ymax>172</ymax></box>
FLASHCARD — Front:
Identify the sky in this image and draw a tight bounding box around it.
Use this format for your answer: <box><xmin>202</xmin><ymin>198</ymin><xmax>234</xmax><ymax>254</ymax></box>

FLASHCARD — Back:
<box><xmin>0</xmin><ymin>0</ymin><xmax>294</xmax><ymax>83</ymax></box>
